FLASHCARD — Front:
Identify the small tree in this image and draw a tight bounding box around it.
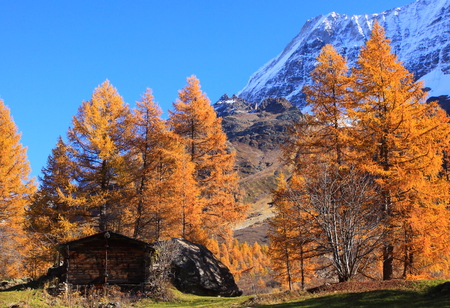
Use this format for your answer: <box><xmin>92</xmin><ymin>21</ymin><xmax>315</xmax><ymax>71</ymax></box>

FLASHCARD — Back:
<box><xmin>269</xmin><ymin>174</ymin><xmax>315</xmax><ymax>290</ymax></box>
<box><xmin>282</xmin><ymin>164</ymin><xmax>385</xmax><ymax>282</ymax></box>
<box><xmin>148</xmin><ymin>239</ymin><xmax>181</xmax><ymax>301</ymax></box>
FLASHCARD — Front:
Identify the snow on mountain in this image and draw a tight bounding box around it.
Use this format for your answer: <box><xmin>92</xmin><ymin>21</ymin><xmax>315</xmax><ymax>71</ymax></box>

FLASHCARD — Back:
<box><xmin>237</xmin><ymin>0</ymin><xmax>450</xmax><ymax>109</ymax></box>
<box><xmin>213</xmin><ymin>94</ymin><xmax>257</xmax><ymax>117</ymax></box>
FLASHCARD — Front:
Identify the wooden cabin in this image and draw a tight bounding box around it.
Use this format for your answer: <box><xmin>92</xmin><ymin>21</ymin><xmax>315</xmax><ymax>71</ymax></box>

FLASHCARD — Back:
<box><xmin>56</xmin><ymin>231</ymin><xmax>154</xmax><ymax>288</ymax></box>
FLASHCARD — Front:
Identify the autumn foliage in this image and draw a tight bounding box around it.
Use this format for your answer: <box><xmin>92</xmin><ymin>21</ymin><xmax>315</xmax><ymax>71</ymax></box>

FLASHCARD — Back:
<box><xmin>23</xmin><ymin>76</ymin><xmax>247</xmax><ymax>277</ymax></box>
<box><xmin>270</xmin><ymin>21</ymin><xmax>450</xmax><ymax>288</ymax></box>
<box><xmin>209</xmin><ymin>237</ymin><xmax>271</xmax><ymax>293</ymax></box>
<box><xmin>169</xmin><ymin>76</ymin><xmax>248</xmax><ymax>241</ymax></box>
<box><xmin>0</xmin><ymin>100</ymin><xmax>36</xmax><ymax>278</ymax></box>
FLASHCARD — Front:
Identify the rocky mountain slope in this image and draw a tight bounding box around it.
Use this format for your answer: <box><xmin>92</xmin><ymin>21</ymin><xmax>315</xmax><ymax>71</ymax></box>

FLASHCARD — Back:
<box><xmin>237</xmin><ymin>0</ymin><xmax>450</xmax><ymax>109</ymax></box>
<box><xmin>214</xmin><ymin>97</ymin><xmax>303</xmax><ymax>233</ymax></box>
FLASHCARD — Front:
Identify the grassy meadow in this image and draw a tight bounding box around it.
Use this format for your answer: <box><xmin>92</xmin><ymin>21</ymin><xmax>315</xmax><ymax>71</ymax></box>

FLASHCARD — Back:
<box><xmin>1</xmin><ymin>279</ymin><xmax>449</xmax><ymax>307</ymax></box>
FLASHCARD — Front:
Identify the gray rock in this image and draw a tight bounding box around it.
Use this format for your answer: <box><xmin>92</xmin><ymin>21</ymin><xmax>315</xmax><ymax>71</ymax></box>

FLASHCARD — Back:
<box><xmin>167</xmin><ymin>238</ymin><xmax>242</xmax><ymax>297</ymax></box>
<box><xmin>257</xmin><ymin>97</ymin><xmax>293</xmax><ymax>114</ymax></box>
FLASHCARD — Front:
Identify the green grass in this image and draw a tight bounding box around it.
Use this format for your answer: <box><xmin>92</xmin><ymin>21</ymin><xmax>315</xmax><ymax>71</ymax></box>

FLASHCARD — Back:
<box><xmin>0</xmin><ymin>287</ymin><xmax>251</xmax><ymax>308</ymax></box>
<box><xmin>135</xmin><ymin>290</ymin><xmax>250</xmax><ymax>307</ymax></box>
<box><xmin>258</xmin><ymin>280</ymin><xmax>450</xmax><ymax>308</ymax></box>
<box><xmin>0</xmin><ymin>279</ymin><xmax>449</xmax><ymax>307</ymax></box>
<box><xmin>0</xmin><ymin>288</ymin><xmax>52</xmax><ymax>307</ymax></box>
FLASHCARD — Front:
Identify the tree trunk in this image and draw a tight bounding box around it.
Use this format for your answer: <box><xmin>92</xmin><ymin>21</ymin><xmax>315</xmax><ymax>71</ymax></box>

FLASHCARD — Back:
<box><xmin>383</xmin><ymin>244</ymin><xmax>394</xmax><ymax>280</ymax></box>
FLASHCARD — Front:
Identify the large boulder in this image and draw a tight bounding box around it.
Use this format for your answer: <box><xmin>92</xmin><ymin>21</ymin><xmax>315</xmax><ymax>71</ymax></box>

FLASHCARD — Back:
<box><xmin>167</xmin><ymin>238</ymin><xmax>242</xmax><ymax>297</ymax></box>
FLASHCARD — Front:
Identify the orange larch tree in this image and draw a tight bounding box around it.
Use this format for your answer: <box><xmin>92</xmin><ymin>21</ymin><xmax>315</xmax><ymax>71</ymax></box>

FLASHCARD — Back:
<box><xmin>269</xmin><ymin>174</ymin><xmax>314</xmax><ymax>290</ymax></box>
<box><xmin>169</xmin><ymin>76</ymin><xmax>247</xmax><ymax>241</ymax></box>
<box><xmin>172</xmin><ymin>148</ymin><xmax>204</xmax><ymax>243</ymax></box>
<box><xmin>62</xmin><ymin>80</ymin><xmax>135</xmax><ymax>232</ymax></box>
<box><xmin>127</xmin><ymin>88</ymin><xmax>171</xmax><ymax>240</ymax></box>
<box><xmin>26</xmin><ymin>137</ymin><xmax>91</xmax><ymax>277</ymax></box>
<box><xmin>350</xmin><ymin>21</ymin><xmax>450</xmax><ymax>279</ymax></box>
<box><xmin>127</xmin><ymin>88</ymin><xmax>201</xmax><ymax>242</ymax></box>
<box><xmin>0</xmin><ymin>99</ymin><xmax>36</xmax><ymax>278</ymax></box>
<box><xmin>301</xmin><ymin>44</ymin><xmax>352</xmax><ymax>167</ymax></box>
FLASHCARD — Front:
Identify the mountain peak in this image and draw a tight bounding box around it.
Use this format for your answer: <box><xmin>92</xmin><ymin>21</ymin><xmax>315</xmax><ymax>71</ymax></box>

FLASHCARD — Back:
<box><xmin>213</xmin><ymin>94</ymin><xmax>257</xmax><ymax>117</ymax></box>
<box><xmin>238</xmin><ymin>0</ymin><xmax>450</xmax><ymax>109</ymax></box>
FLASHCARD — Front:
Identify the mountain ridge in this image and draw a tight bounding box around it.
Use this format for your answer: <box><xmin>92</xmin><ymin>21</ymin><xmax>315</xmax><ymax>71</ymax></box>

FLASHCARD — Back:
<box><xmin>234</xmin><ymin>0</ymin><xmax>450</xmax><ymax>109</ymax></box>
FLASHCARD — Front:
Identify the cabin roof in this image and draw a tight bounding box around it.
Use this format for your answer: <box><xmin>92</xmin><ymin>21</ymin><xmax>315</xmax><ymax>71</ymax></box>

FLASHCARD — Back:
<box><xmin>56</xmin><ymin>231</ymin><xmax>152</xmax><ymax>254</ymax></box>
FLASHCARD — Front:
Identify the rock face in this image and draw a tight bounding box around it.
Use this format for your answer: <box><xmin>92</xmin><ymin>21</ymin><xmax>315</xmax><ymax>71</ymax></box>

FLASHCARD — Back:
<box><xmin>238</xmin><ymin>0</ymin><xmax>450</xmax><ymax>108</ymax></box>
<box><xmin>169</xmin><ymin>238</ymin><xmax>242</xmax><ymax>297</ymax></box>
<box><xmin>213</xmin><ymin>94</ymin><xmax>257</xmax><ymax>117</ymax></box>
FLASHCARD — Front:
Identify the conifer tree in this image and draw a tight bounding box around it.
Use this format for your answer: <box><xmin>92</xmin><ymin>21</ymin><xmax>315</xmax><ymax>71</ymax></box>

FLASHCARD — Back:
<box><xmin>0</xmin><ymin>99</ymin><xmax>36</xmax><ymax>278</ymax></box>
<box><xmin>269</xmin><ymin>175</ymin><xmax>305</xmax><ymax>290</ymax></box>
<box><xmin>62</xmin><ymin>80</ymin><xmax>134</xmax><ymax>232</ymax></box>
<box><xmin>269</xmin><ymin>175</ymin><xmax>318</xmax><ymax>290</ymax></box>
<box><xmin>300</xmin><ymin>44</ymin><xmax>351</xmax><ymax>167</ymax></box>
<box><xmin>27</xmin><ymin>137</ymin><xmax>81</xmax><ymax>240</ymax></box>
<box><xmin>174</xmin><ymin>149</ymin><xmax>204</xmax><ymax>242</ymax></box>
<box><xmin>26</xmin><ymin>137</ymin><xmax>95</xmax><ymax>274</ymax></box>
<box><xmin>351</xmin><ymin>21</ymin><xmax>450</xmax><ymax>279</ymax></box>
<box><xmin>128</xmin><ymin>89</ymin><xmax>201</xmax><ymax>242</ymax></box>
<box><xmin>169</xmin><ymin>76</ymin><xmax>247</xmax><ymax>240</ymax></box>
<box><xmin>128</xmin><ymin>88</ymin><xmax>169</xmax><ymax>240</ymax></box>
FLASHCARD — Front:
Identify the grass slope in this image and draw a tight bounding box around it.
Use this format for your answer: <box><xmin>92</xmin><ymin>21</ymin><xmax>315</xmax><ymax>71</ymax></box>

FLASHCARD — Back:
<box><xmin>257</xmin><ymin>280</ymin><xmax>450</xmax><ymax>308</ymax></box>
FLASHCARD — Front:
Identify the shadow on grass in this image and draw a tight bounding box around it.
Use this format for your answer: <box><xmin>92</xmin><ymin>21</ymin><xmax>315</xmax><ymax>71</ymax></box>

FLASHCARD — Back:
<box><xmin>0</xmin><ymin>280</ymin><xmax>41</xmax><ymax>292</ymax></box>
<box><xmin>261</xmin><ymin>289</ymin><xmax>450</xmax><ymax>308</ymax></box>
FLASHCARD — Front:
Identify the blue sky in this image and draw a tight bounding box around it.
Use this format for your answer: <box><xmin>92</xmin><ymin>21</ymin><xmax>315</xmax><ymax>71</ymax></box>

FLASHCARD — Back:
<box><xmin>0</xmin><ymin>0</ymin><xmax>414</xmax><ymax>180</ymax></box>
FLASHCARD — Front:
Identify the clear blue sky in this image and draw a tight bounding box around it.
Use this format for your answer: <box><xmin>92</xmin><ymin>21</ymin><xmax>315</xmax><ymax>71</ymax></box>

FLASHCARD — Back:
<box><xmin>0</xmin><ymin>0</ymin><xmax>413</xmax><ymax>180</ymax></box>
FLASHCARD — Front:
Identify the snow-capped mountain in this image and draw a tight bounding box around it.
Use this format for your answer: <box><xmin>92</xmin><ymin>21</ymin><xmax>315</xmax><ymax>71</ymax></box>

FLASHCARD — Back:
<box><xmin>236</xmin><ymin>0</ymin><xmax>450</xmax><ymax>109</ymax></box>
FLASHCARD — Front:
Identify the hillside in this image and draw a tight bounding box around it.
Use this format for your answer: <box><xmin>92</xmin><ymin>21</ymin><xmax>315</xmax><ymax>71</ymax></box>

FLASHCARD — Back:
<box><xmin>214</xmin><ymin>97</ymin><xmax>303</xmax><ymax>240</ymax></box>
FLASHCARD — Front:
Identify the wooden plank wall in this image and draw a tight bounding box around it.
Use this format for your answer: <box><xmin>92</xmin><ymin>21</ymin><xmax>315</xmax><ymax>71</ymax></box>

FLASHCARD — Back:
<box><xmin>66</xmin><ymin>241</ymin><xmax>148</xmax><ymax>285</ymax></box>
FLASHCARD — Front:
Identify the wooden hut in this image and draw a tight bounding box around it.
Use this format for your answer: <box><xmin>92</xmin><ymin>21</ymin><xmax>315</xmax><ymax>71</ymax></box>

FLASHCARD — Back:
<box><xmin>56</xmin><ymin>231</ymin><xmax>154</xmax><ymax>288</ymax></box>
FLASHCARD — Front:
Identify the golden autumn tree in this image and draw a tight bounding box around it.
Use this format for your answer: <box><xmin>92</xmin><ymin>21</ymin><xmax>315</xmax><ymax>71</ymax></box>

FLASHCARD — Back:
<box><xmin>127</xmin><ymin>88</ymin><xmax>171</xmax><ymax>240</ymax></box>
<box><xmin>127</xmin><ymin>89</ymin><xmax>201</xmax><ymax>242</ymax></box>
<box><xmin>26</xmin><ymin>137</ymin><xmax>78</xmax><ymax>274</ymax></box>
<box><xmin>274</xmin><ymin>44</ymin><xmax>356</xmax><ymax>284</ymax></box>
<box><xmin>350</xmin><ymin>21</ymin><xmax>450</xmax><ymax>279</ymax></box>
<box><xmin>269</xmin><ymin>175</ymin><xmax>310</xmax><ymax>290</ymax></box>
<box><xmin>62</xmin><ymin>80</ymin><xmax>135</xmax><ymax>232</ymax></box>
<box><xmin>0</xmin><ymin>99</ymin><xmax>36</xmax><ymax>278</ymax></box>
<box><xmin>168</xmin><ymin>76</ymin><xmax>247</xmax><ymax>241</ymax></box>
<box><xmin>300</xmin><ymin>44</ymin><xmax>352</xmax><ymax>167</ymax></box>
<box><xmin>173</xmin><ymin>149</ymin><xmax>205</xmax><ymax>243</ymax></box>
<box><xmin>276</xmin><ymin>39</ymin><xmax>387</xmax><ymax>283</ymax></box>
<box><xmin>26</xmin><ymin>137</ymin><xmax>97</xmax><ymax>276</ymax></box>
